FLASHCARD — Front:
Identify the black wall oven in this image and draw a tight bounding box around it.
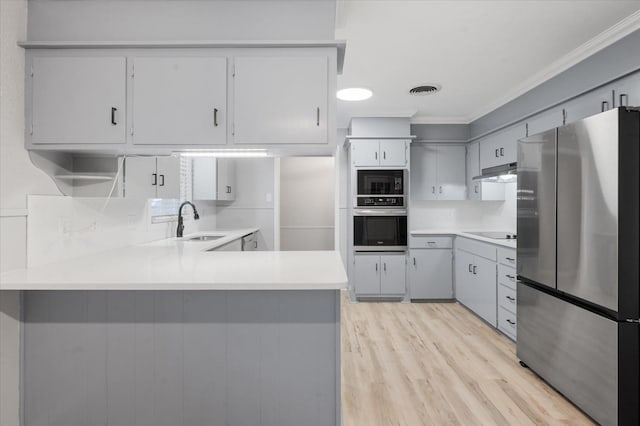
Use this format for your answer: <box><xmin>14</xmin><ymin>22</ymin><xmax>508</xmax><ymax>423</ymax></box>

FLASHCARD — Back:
<box><xmin>353</xmin><ymin>210</ymin><xmax>408</xmax><ymax>251</ymax></box>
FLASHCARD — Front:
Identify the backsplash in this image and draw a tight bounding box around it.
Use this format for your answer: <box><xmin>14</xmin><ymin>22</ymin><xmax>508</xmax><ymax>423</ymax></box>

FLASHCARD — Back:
<box><xmin>27</xmin><ymin>195</ymin><xmax>216</xmax><ymax>267</ymax></box>
<box><xmin>410</xmin><ymin>183</ymin><xmax>517</xmax><ymax>232</ymax></box>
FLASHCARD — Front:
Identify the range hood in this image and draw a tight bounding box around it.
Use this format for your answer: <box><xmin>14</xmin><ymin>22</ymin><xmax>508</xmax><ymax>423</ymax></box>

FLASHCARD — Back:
<box><xmin>472</xmin><ymin>162</ymin><xmax>517</xmax><ymax>183</ymax></box>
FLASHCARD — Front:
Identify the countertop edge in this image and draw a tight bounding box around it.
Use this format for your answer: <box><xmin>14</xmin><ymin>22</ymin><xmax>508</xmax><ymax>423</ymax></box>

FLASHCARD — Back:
<box><xmin>410</xmin><ymin>230</ymin><xmax>517</xmax><ymax>249</ymax></box>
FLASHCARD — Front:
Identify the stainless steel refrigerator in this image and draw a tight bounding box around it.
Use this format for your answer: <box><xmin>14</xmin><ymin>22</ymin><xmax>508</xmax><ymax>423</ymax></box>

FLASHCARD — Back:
<box><xmin>517</xmin><ymin>107</ymin><xmax>639</xmax><ymax>426</ymax></box>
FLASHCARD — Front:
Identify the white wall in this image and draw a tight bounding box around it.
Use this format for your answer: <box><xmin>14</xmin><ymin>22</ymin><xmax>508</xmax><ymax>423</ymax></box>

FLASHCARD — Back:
<box><xmin>216</xmin><ymin>158</ymin><xmax>276</xmax><ymax>250</ymax></box>
<box><xmin>410</xmin><ymin>182</ymin><xmax>517</xmax><ymax>232</ymax></box>
<box><xmin>0</xmin><ymin>1</ymin><xmax>57</xmax><ymax>424</ymax></box>
<box><xmin>280</xmin><ymin>157</ymin><xmax>335</xmax><ymax>250</ymax></box>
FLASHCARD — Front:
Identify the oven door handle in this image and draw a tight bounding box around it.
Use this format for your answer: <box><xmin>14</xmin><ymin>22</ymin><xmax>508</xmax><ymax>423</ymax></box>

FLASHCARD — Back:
<box><xmin>353</xmin><ymin>209</ymin><xmax>407</xmax><ymax>216</ymax></box>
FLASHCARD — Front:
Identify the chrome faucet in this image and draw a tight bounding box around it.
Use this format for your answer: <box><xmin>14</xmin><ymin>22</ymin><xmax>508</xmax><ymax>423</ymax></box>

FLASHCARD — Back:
<box><xmin>176</xmin><ymin>201</ymin><xmax>200</xmax><ymax>238</ymax></box>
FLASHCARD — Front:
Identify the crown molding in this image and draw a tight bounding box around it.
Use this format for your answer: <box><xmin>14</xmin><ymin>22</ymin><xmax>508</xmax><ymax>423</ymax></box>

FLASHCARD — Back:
<box><xmin>467</xmin><ymin>10</ymin><xmax>640</xmax><ymax>122</ymax></box>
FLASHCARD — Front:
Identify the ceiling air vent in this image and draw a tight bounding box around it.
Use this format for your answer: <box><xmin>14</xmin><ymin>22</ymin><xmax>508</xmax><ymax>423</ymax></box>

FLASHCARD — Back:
<box><xmin>409</xmin><ymin>84</ymin><xmax>441</xmax><ymax>96</ymax></box>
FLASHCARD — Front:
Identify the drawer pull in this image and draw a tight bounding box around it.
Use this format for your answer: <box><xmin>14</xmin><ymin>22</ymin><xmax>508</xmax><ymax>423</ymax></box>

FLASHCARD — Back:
<box><xmin>506</xmin><ymin>319</ymin><xmax>516</xmax><ymax>326</ymax></box>
<box><xmin>505</xmin><ymin>257</ymin><xmax>515</xmax><ymax>262</ymax></box>
<box><xmin>506</xmin><ymin>296</ymin><xmax>515</xmax><ymax>302</ymax></box>
<box><xmin>506</xmin><ymin>274</ymin><xmax>515</xmax><ymax>280</ymax></box>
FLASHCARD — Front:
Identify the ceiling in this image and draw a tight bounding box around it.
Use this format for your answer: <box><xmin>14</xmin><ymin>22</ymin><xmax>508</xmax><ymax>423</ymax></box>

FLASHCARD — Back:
<box><xmin>335</xmin><ymin>0</ymin><xmax>640</xmax><ymax>128</ymax></box>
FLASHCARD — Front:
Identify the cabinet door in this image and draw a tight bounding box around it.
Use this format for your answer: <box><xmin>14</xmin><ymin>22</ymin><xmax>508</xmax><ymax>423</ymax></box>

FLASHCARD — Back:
<box><xmin>351</xmin><ymin>140</ymin><xmax>380</xmax><ymax>166</ymax></box>
<box><xmin>124</xmin><ymin>156</ymin><xmax>158</xmax><ymax>199</ymax></box>
<box><xmin>454</xmin><ymin>249</ymin><xmax>474</xmax><ymax>306</ymax></box>
<box><xmin>410</xmin><ymin>250</ymin><xmax>453</xmax><ymax>299</ymax></box>
<box><xmin>233</xmin><ymin>56</ymin><xmax>328</xmax><ymax>144</ymax></box>
<box><xmin>132</xmin><ymin>56</ymin><xmax>227</xmax><ymax>145</ymax></box>
<box><xmin>613</xmin><ymin>71</ymin><xmax>640</xmax><ymax>108</ymax></box>
<box><xmin>563</xmin><ymin>84</ymin><xmax>613</xmax><ymax>125</ymax></box>
<box><xmin>354</xmin><ymin>255</ymin><xmax>380</xmax><ymax>295</ymax></box>
<box><xmin>526</xmin><ymin>107</ymin><xmax>564</xmax><ymax>136</ymax></box>
<box><xmin>156</xmin><ymin>156</ymin><xmax>181</xmax><ymax>199</ymax></box>
<box><xmin>216</xmin><ymin>158</ymin><xmax>236</xmax><ymax>201</ymax></box>
<box><xmin>479</xmin><ymin>124</ymin><xmax>523</xmax><ymax>170</ymax></box>
<box><xmin>466</xmin><ymin>143</ymin><xmax>481</xmax><ymax>200</ymax></box>
<box><xmin>436</xmin><ymin>145</ymin><xmax>466</xmax><ymax>200</ymax></box>
<box><xmin>192</xmin><ymin>157</ymin><xmax>218</xmax><ymax>201</ymax></box>
<box><xmin>31</xmin><ymin>56</ymin><xmax>126</xmax><ymax>144</ymax></box>
<box><xmin>380</xmin><ymin>255</ymin><xmax>406</xmax><ymax>295</ymax></box>
<box><xmin>410</xmin><ymin>145</ymin><xmax>438</xmax><ymax>200</ymax></box>
<box><xmin>469</xmin><ymin>255</ymin><xmax>497</xmax><ymax>327</ymax></box>
<box><xmin>379</xmin><ymin>140</ymin><xmax>407</xmax><ymax>167</ymax></box>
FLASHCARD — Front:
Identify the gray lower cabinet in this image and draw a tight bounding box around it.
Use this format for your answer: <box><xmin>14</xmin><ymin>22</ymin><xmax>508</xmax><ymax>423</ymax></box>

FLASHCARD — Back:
<box><xmin>454</xmin><ymin>247</ymin><xmax>497</xmax><ymax>327</ymax></box>
<box><xmin>354</xmin><ymin>253</ymin><xmax>406</xmax><ymax>297</ymax></box>
<box><xmin>497</xmin><ymin>247</ymin><xmax>517</xmax><ymax>340</ymax></box>
<box><xmin>409</xmin><ymin>249</ymin><xmax>453</xmax><ymax>299</ymax></box>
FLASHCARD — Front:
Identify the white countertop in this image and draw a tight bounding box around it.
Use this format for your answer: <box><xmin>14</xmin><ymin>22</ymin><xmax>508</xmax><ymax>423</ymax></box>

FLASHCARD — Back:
<box><xmin>0</xmin><ymin>229</ymin><xmax>348</xmax><ymax>291</ymax></box>
<box><xmin>411</xmin><ymin>229</ymin><xmax>517</xmax><ymax>249</ymax></box>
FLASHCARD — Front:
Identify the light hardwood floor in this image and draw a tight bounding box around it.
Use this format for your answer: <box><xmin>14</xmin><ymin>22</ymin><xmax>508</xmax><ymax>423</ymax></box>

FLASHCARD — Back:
<box><xmin>341</xmin><ymin>292</ymin><xmax>594</xmax><ymax>425</ymax></box>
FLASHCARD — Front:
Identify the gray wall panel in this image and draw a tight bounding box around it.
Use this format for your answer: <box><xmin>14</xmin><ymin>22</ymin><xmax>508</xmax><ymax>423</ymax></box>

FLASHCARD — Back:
<box><xmin>410</xmin><ymin>123</ymin><xmax>470</xmax><ymax>142</ymax></box>
<box><xmin>22</xmin><ymin>290</ymin><xmax>340</xmax><ymax>426</ymax></box>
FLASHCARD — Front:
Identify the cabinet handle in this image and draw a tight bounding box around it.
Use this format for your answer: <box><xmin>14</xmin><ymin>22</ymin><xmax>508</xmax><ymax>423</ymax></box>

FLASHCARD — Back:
<box><xmin>375</xmin><ymin>152</ymin><xmax>378</xmax><ymax>160</ymax></box>
<box><xmin>111</xmin><ymin>107</ymin><xmax>117</xmax><ymax>125</ymax></box>
<box><xmin>506</xmin><ymin>319</ymin><xmax>516</xmax><ymax>326</ymax></box>
<box><xmin>468</xmin><ymin>264</ymin><xmax>472</xmax><ymax>273</ymax></box>
<box><xmin>375</xmin><ymin>263</ymin><xmax>378</xmax><ymax>272</ymax></box>
<box><xmin>506</xmin><ymin>296</ymin><xmax>516</xmax><ymax>302</ymax></box>
<box><xmin>495</xmin><ymin>148</ymin><xmax>499</xmax><ymax>158</ymax></box>
<box><xmin>316</xmin><ymin>107</ymin><xmax>320</xmax><ymax>126</ymax></box>
<box><xmin>505</xmin><ymin>257</ymin><xmax>515</xmax><ymax>262</ymax></box>
<box><xmin>439</xmin><ymin>186</ymin><xmax>442</xmax><ymax>194</ymax></box>
<box><xmin>500</xmin><ymin>147</ymin><xmax>504</xmax><ymax>156</ymax></box>
<box><xmin>413</xmin><ymin>257</ymin><xmax>416</xmax><ymax>266</ymax></box>
<box><xmin>383</xmin><ymin>262</ymin><xmax>387</xmax><ymax>272</ymax></box>
<box><xmin>620</xmin><ymin>93</ymin><xmax>628</xmax><ymax>107</ymax></box>
<box><xmin>214</xmin><ymin>108</ymin><xmax>219</xmax><ymax>127</ymax></box>
<box><xmin>506</xmin><ymin>274</ymin><xmax>515</xmax><ymax>281</ymax></box>
<box><xmin>152</xmin><ymin>173</ymin><xmax>157</xmax><ymax>186</ymax></box>
<box><xmin>432</xmin><ymin>186</ymin><xmax>435</xmax><ymax>194</ymax></box>
<box><xmin>474</xmin><ymin>185</ymin><xmax>479</xmax><ymax>194</ymax></box>
<box><xmin>473</xmin><ymin>265</ymin><xmax>477</xmax><ymax>275</ymax></box>
<box><xmin>159</xmin><ymin>174</ymin><xmax>165</xmax><ymax>186</ymax></box>
<box><xmin>383</xmin><ymin>151</ymin><xmax>386</xmax><ymax>160</ymax></box>
<box><xmin>254</xmin><ymin>241</ymin><xmax>258</xmax><ymax>249</ymax></box>
<box><xmin>226</xmin><ymin>186</ymin><xmax>231</xmax><ymax>194</ymax></box>
<box><xmin>601</xmin><ymin>100</ymin><xmax>609</xmax><ymax>112</ymax></box>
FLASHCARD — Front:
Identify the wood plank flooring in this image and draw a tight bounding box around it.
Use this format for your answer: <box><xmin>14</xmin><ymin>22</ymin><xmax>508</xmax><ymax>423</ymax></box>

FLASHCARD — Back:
<box><xmin>341</xmin><ymin>292</ymin><xmax>594</xmax><ymax>425</ymax></box>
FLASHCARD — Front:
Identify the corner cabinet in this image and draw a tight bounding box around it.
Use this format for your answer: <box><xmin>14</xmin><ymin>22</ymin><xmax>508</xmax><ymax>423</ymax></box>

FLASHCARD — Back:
<box><xmin>29</xmin><ymin>56</ymin><xmax>127</xmax><ymax>144</ymax></box>
<box><xmin>131</xmin><ymin>56</ymin><xmax>227</xmax><ymax>145</ymax></box>
<box><xmin>410</xmin><ymin>144</ymin><xmax>466</xmax><ymax>200</ymax></box>
<box><xmin>233</xmin><ymin>56</ymin><xmax>328</xmax><ymax>144</ymax></box>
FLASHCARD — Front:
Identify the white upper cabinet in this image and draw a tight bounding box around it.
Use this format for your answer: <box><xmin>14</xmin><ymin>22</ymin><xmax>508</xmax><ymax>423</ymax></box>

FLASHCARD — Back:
<box><xmin>124</xmin><ymin>156</ymin><xmax>180</xmax><ymax>199</ymax></box>
<box><xmin>351</xmin><ymin>140</ymin><xmax>408</xmax><ymax>167</ymax></box>
<box><xmin>233</xmin><ymin>56</ymin><xmax>328</xmax><ymax>144</ymax></box>
<box><xmin>479</xmin><ymin>124</ymin><xmax>524</xmax><ymax>170</ymax></box>
<box><xmin>411</xmin><ymin>144</ymin><xmax>465</xmax><ymax>201</ymax></box>
<box><xmin>30</xmin><ymin>56</ymin><xmax>127</xmax><ymax>144</ymax></box>
<box><xmin>466</xmin><ymin>142</ymin><xmax>505</xmax><ymax>201</ymax></box>
<box><xmin>192</xmin><ymin>157</ymin><xmax>236</xmax><ymax>202</ymax></box>
<box><xmin>132</xmin><ymin>56</ymin><xmax>227</xmax><ymax>145</ymax></box>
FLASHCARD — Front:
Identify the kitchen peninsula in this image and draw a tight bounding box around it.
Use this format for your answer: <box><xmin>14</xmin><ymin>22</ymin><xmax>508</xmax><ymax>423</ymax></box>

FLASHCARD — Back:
<box><xmin>0</xmin><ymin>240</ymin><xmax>347</xmax><ymax>426</ymax></box>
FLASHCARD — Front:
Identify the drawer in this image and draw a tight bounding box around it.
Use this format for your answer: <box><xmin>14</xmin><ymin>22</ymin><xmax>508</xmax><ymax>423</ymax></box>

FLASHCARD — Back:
<box><xmin>498</xmin><ymin>283</ymin><xmax>517</xmax><ymax>314</ymax></box>
<box><xmin>498</xmin><ymin>264</ymin><xmax>517</xmax><ymax>290</ymax></box>
<box><xmin>455</xmin><ymin>237</ymin><xmax>497</xmax><ymax>261</ymax></box>
<box><xmin>409</xmin><ymin>235</ymin><xmax>453</xmax><ymax>249</ymax></box>
<box><xmin>498</xmin><ymin>247</ymin><xmax>517</xmax><ymax>268</ymax></box>
<box><xmin>498</xmin><ymin>306</ymin><xmax>517</xmax><ymax>341</ymax></box>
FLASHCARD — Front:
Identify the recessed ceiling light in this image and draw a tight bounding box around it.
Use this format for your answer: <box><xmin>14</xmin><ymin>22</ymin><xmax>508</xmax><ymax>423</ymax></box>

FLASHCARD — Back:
<box><xmin>409</xmin><ymin>84</ymin><xmax>441</xmax><ymax>96</ymax></box>
<box><xmin>337</xmin><ymin>88</ymin><xmax>373</xmax><ymax>101</ymax></box>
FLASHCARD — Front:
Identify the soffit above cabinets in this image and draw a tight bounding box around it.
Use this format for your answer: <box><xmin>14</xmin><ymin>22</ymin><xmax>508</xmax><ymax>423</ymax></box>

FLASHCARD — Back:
<box><xmin>335</xmin><ymin>1</ymin><xmax>640</xmax><ymax>127</ymax></box>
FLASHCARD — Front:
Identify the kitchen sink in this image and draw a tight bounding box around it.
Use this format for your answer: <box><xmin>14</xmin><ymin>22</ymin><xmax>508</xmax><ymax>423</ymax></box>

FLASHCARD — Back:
<box><xmin>187</xmin><ymin>235</ymin><xmax>223</xmax><ymax>241</ymax></box>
